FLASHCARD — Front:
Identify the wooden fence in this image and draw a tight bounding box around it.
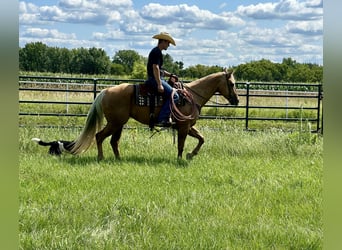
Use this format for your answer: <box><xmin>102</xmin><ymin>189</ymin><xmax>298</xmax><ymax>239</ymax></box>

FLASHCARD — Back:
<box><xmin>19</xmin><ymin>75</ymin><xmax>323</xmax><ymax>132</ymax></box>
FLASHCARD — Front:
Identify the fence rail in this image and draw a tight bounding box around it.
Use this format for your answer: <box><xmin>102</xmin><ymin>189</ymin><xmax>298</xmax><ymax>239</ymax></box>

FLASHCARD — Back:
<box><xmin>19</xmin><ymin>75</ymin><xmax>323</xmax><ymax>132</ymax></box>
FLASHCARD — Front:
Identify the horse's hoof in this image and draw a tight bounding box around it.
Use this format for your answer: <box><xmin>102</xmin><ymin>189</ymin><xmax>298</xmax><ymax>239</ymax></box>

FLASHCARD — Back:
<box><xmin>186</xmin><ymin>153</ymin><xmax>193</xmax><ymax>160</ymax></box>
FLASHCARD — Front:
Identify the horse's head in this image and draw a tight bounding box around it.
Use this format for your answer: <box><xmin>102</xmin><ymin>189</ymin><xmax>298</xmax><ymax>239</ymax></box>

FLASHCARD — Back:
<box><xmin>219</xmin><ymin>69</ymin><xmax>239</xmax><ymax>105</ymax></box>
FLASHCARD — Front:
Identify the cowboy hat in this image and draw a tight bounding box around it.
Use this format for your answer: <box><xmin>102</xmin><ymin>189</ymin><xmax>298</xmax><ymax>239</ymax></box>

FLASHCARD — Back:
<box><xmin>152</xmin><ymin>32</ymin><xmax>176</xmax><ymax>46</ymax></box>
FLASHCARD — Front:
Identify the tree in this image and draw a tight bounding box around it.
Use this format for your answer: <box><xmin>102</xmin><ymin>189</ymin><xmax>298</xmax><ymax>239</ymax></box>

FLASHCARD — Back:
<box><xmin>112</xmin><ymin>50</ymin><xmax>141</xmax><ymax>75</ymax></box>
<box><xmin>58</xmin><ymin>48</ymin><xmax>73</xmax><ymax>73</ymax></box>
<box><xmin>233</xmin><ymin>58</ymin><xmax>323</xmax><ymax>82</ymax></box>
<box><xmin>19</xmin><ymin>47</ymin><xmax>27</xmax><ymax>71</ymax></box>
<box><xmin>69</xmin><ymin>47</ymin><xmax>111</xmax><ymax>74</ymax></box>
<box><xmin>162</xmin><ymin>54</ymin><xmax>185</xmax><ymax>76</ymax></box>
<box><xmin>19</xmin><ymin>42</ymin><xmax>49</xmax><ymax>72</ymax></box>
<box><xmin>18</xmin><ymin>42</ymin><xmax>322</xmax><ymax>83</ymax></box>
<box><xmin>132</xmin><ymin>59</ymin><xmax>147</xmax><ymax>79</ymax></box>
<box><xmin>88</xmin><ymin>47</ymin><xmax>111</xmax><ymax>74</ymax></box>
<box><xmin>110</xmin><ymin>63</ymin><xmax>125</xmax><ymax>75</ymax></box>
<box><xmin>69</xmin><ymin>48</ymin><xmax>89</xmax><ymax>74</ymax></box>
<box><xmin>45</xmin><ymin>47</ymin><xmax>61</xmax><ymax>73</ymax></box>
<box><xmin>282</xmin><ymin>57</ymin><xmax>297</xmax><ymax>67</ymax></box>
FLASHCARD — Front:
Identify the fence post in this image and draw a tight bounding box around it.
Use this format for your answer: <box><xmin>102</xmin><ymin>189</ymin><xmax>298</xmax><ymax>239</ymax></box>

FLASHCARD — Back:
<box><xmin>64</xmin><ymin>79</ymin><xmax>69</xmax><ymax>114</ymax></box>
<box><xmin>93</xmin><ymin>78</ymin><xmax>97</xmax><ymax>100</ymax></box>
<box><xmin>317</xmin><ymin>84</ymin><xmax>322</xmax><ymax>133</ymax></box>
<box><xmin>245</xmin><ymin>82</ymin><xmax>250</xmax><ymax>130</ymax></box>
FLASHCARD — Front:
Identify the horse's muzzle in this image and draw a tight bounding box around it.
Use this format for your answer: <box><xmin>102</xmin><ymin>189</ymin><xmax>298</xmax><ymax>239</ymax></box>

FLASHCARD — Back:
<box><xmin>229</xmin><ymin>97</ymin><xmax>239</xmax><ymax>106</ymax></box>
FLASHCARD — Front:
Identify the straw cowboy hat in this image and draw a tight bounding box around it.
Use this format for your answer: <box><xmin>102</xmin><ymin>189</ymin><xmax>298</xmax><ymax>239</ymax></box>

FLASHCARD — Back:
<box><xmin>152</xmin><ymin>32</ymin><xmax>176</xmax><ymax>46</ymax></box>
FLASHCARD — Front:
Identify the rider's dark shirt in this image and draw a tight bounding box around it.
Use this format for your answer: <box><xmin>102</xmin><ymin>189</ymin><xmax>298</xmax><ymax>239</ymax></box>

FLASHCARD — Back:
<box><xmin>147</xmin><ymin>46</ymin><xmax>163</xmax><ymax>79</ymax></box>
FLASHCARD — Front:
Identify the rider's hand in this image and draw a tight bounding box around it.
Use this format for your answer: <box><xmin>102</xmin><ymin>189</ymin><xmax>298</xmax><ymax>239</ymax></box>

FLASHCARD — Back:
<box><xmin>170</xmin><ymin>74</ymin><xmax>178</xmax><ymax>82</ymax></box>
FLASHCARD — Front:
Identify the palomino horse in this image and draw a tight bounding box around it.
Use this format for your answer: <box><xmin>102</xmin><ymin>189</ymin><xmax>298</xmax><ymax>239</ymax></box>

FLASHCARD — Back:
<box><xmin>69</xmin><ymin>70</ymin><xmax>239</xmax><ymax>160</ymax></box>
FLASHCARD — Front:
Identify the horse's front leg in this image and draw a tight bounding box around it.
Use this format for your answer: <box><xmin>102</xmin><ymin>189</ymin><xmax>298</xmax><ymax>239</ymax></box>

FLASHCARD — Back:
<box><xmin>186</xmin><ymin>126</ymin><xmax>204</xmax><ymax>160</ymax></box>
<box><xmin>110</xmin><ymin>126</ymin><xmax>123</xmax><ymax>160</ymax></box>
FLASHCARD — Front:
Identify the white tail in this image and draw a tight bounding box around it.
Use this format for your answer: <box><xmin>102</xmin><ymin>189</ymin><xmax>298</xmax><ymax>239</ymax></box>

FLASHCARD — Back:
<box><xmin>70</xmin><ymin>90</ymin><xmax>105</xmax><ymax>154</ymax></box>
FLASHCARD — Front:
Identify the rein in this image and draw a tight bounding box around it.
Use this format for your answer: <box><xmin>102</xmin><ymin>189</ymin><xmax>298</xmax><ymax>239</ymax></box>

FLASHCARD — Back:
<box><xmin>184</xmin><ymin>86</ymin><xmax>224</xmax><ymax>106</ymax></box>
<box><xmin>183</xmin><ymin>72</ymin><xmax>233</xmax><ymax>106</ymax></box>
<box><xmin>183</xmin><ymin>85</ymin><xmax>208</xmax><ymax>103</ymax></box>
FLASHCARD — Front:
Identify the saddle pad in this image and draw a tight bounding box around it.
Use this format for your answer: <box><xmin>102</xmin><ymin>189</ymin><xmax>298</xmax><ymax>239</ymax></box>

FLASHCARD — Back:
<box><xmin>134</xmin><ymin>84</ymin><xmax>164</xmax><ymax>107</ymax></box>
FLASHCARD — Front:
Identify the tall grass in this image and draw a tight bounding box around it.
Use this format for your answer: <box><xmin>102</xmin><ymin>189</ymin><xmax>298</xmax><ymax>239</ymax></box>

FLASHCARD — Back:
<box><xmin>19</xmin><ymin>121</ymin><xmax>322</xmax><ymax>249</ymax></box>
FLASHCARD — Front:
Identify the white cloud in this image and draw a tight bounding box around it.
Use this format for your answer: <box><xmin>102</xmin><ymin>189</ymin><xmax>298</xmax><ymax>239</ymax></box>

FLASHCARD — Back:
<box><xmin>19</xmin><ymin>0</ymin><xmax>126</xmax><ymax>25</ymax></box>
<box><xmin>19</xmin><ymin>2</ymin><xmax>46</xmax><ymax>25</ymax></box>
<box><xmin>237</xmin><ymin>2</ymin><xmax>276</xmax><ymax>19</ymax></box>
<box><xmin>92</xmin><ymin>30</ymin><xmax>126</xmax><ymax>41</ymax></box>
<box><xmin>98</xmin><ymin>0</ymin><xmax>132</xmax><ymax>8</ymax></box>
<box><xmin>219</xmin><ymin>3</ymin><xmax>227</xmax><ymax>9</ymax></box>
<box><xmin>119</xmin><ymin>10</ymin><xmax>158</xmax><ymax>34</ymax></box>
<box><xmin>39</xmin><ymin>5</ymin><xmax>64</xmax><ymax>21</ymax></box>
<box><xmin>19</xmin><ymin>1</ymin><xmax>39</xmax><ymax>13</ymax></box>
<box><xmin>239</xmin><ymin>25</ymin><xmax>300</xmax><ymax>48</ymax></box>
<box><xmin>141</xmin><ymin>3</ymin><xmax>245</xmax><ymax>30</ymax></box>
<box><xmin>39</xmin><ymin>5</ymin><xmax>111</xmax><ymax>24</ymax></box>
<box><xmin>232</xmin><ymin>23</ymin><xmax>322</xmax><ymax>65</ymax></box>
<box><xmin>305</xmin><ymin>0</ymin><xmax>323</xmax><ymax>8</ymax></box>
<box><xmin>236</xmin><ymin>0</ymin><xmax>322</xmax><ymax>20</ymax></box>
<box><xmin>58</xmin><ymin>0</ymin><xmax>83</xmax><ymax>9</ymax></box>
<box><xmin>19</xmin><ymin>13</ymin><xmax>43</xmax><ymax>25</ymax></box>
<box><xmin>22</xmin><ymin>28</ymin><xmax>77</xmax><ymax>40</ymax></box>
<box><xmin>107</xmin><ymin>11</ymin><xmax>121</xmax><ymax>22</ymax></box>
<box><xmin>286</xmin><ymin>19</ymin><xmax>323</xmax><ymax>35</ymax></box>
<box><xmin>58</xmin><ymin>0</ymin><xmax>132</xmax><ymax>11</ymax></box>
<box><xmin>21</xmin><ymin>37</ymin><xmax>99</xmax><ymax>50</ymax></box>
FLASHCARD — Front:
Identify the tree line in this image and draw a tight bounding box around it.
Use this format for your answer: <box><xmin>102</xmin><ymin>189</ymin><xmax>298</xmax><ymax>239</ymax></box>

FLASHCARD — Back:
<box><xmin>19</xmin><ymin>42</ymin><xmax>322</xmax><ymax>83</ymax></box>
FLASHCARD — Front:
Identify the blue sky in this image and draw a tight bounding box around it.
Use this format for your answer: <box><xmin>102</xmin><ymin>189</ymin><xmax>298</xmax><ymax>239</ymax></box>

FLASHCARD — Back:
<box><xmin>19</xmin><ymin>0</ymin><xmax>323</xmax><ymax>67</ymax></box>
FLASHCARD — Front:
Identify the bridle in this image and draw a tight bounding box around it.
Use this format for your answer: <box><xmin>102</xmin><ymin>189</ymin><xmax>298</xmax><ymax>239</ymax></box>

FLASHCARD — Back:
<box><xmin>225</xmin><ymin>71</ymin><xmax>236</xmax><ymax>88</ymax></box>
<box><xmin>224</xmin><ymin>72</ymin><xmax>237</xmax><ymax>104</ymax></box>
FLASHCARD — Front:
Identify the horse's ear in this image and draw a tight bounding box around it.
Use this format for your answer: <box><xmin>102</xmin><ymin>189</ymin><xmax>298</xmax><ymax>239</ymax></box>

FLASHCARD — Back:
<box><xmin>223</xmin><ymin>67</ymin><xmax>235</xmax><ymax>74</ymax></box>
<box><xmin>224</xmin><ymin>68</ymin><xmax>234</xmax><ymax>76</ymax></box>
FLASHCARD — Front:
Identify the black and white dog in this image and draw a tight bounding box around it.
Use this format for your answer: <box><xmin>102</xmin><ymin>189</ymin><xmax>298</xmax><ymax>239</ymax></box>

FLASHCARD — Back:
<box><xmin>32</xmin><ymin>138</ymin><xmax>74</xmax><ymax>156</ymax></box>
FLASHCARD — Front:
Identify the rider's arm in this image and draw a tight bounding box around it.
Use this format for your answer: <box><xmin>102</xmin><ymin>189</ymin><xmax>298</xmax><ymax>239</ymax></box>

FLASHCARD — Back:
<box><xmin>161</xmin><ymin>69</ymin><xmax>171</xmax><ymax>77</ymax></box>
<box><xmin>161</xmin><ymin>68</ymin><xmax>178</xmax><ymax>81</ymax></box>
<box><xmin>153</xmin><ymin>64</ymin><xmax>164</xmax><ymax>92</ymax></box>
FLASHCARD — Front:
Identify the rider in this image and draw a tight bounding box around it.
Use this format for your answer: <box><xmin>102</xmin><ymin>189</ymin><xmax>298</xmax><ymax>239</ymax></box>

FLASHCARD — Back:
<box><xmin>146</xmin><ymin>32</ymin><xmax>179</xmax><ymax>127</ymax></box>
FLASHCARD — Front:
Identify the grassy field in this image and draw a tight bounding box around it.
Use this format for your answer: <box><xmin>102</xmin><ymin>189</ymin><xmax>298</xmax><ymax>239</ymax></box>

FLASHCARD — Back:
<box><xmin>19</xmin><ymin>120</ymin><xmax>322</xmax><ymax>249</ymax></box>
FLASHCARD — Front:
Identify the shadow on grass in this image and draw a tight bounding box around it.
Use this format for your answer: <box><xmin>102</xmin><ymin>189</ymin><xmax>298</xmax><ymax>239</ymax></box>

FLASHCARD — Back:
<box><xmin>119</xmin><ymin>154</ymin><xmax>190</xmax><ymax>168</ymax></box>
<box><xmin>61</xmin><ymin>153</ymin><xmax>190</xmax><ymax>168</ymax></box>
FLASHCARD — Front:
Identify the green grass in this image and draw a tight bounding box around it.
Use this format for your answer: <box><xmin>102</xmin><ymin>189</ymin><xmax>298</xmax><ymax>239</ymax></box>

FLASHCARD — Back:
<box><xmin>19</xmin><ymin>121</ymin><xmax>322</xmax><ymax>249</ymax></box>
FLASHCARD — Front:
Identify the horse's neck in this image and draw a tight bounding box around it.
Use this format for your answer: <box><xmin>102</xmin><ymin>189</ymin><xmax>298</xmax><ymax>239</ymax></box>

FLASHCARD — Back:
<box><xmin>187</xmin><ymin>73</ymin><xmax>222</xmax><ymax>106</ymax></box>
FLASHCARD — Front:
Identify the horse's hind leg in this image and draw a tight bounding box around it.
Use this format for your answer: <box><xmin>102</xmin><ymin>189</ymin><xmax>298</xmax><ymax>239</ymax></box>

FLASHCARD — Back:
<box><xmin>177</xmin><ymin>127</ymin><xmax>189</xmax><ymax>159</ymax></box>
<box><xmin>110</xmin><ymin>125</ymin><xmax>123</xmax><ymax>159</ymax></box>
<box><xmin>186</xmin><ymin>126</ymin><xmax>204</xmax><ymax>160</ymax></box>
<box><xmin>95</xmin><ymin>123</ymin><xmax>113</xmax><ymax>161</ymax></box>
